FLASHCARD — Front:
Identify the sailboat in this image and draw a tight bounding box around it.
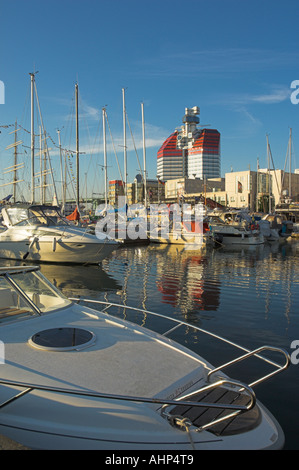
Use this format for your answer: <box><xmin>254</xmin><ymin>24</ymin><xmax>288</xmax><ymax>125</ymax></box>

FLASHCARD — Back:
<box><xmin>95</xmin><ymin>91</ymin><xmax>149</xmax><ymax>245</ymax></box>
<box><xmin>274</xmin><ymin>128</ymin><xmax>298</xmax><ymax>236</ymax></box>
<box><xmin>0</xmin><ymin>75</ymin><xmax>120</xmax><ymax>264</ymax></box>
<box><xmin>259</xmin><ymin>132</ymin><xmax>294</xmax><ymax>241</ymax></box>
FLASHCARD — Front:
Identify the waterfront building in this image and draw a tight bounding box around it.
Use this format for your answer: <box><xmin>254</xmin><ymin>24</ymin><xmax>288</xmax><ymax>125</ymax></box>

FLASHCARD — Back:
<box><xmin>157</xmin><ymin>107</ymin><xmax>221</xmax><ymax>181</ymax></box>
<box><xmin>129</xmin><ymin>174</ymin><xmax>160</xmax><ymax>205</ymax></box>
<box><xmin>258</xmin><ymin>169</ymin><xmax>299</xmax><ymax>206</ymax></box>
<box><xmin>225</xmin><ymin>169</ymin><xmax>299</xmax><ymax>211</ymax></box>
<box><xmin>187</xmin><ymin>129</ymin><xmax>221</xmax><ymax>179</ymax></box>
<box><xmin>225</xmin><ymin>170</ymin><xmax>258</xmax><ymax>211</ymax></box>
<box><xmin>162</xmin><ymin>170</ymin><xmax>299</xmax><ymax>211</ymax></box>
<box><xmin>157</xmin><ymin>131</ymin><xmax>184</xmax><ymax>180</ymax></box>
<box><xmin>110</xmin><ymin>175</ymin><xmax>161</xmax><ymax>206</ymax></box>
<box><xmin>108</xmin><ymin>180</ymin><xmax>124</xmax><ymax>206</ymax></box>
<box><xmin>165</xmin><ymin>177</ymin><xmax>225</xmax><ymax>204</ymax></box>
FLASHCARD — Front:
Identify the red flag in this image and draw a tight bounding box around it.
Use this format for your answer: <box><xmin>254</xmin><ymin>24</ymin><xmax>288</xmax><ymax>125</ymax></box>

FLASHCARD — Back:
<box><xmin>66</xmin><ymin>206</ymin><xmax>80</xmax><ymax>221</ymax></box>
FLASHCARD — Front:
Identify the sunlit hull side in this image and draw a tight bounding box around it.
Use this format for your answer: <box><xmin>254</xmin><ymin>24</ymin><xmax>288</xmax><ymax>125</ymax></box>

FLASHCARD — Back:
<box><xmin>0</xmin><ymin>228</ymin><xmax>119</xmax><ymax>264</ymax></box>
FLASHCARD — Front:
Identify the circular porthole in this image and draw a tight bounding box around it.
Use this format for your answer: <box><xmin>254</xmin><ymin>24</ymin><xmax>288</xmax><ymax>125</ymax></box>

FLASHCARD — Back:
<box><xmin>28</xmin><ymin>327</ymin><xmax>96</xmax><ymax>351</ymax></box>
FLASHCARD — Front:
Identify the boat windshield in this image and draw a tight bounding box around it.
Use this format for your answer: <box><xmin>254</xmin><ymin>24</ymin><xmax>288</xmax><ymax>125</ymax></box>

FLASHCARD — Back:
<box><xmin>0</xmin><ymin>267</ymin><xmax>71</xmax><ymax>323</ymax></box>
<box><xmin>6</xmin><ymin>206</ymin><xmax>71</xmax><ymax>227</ymax></box>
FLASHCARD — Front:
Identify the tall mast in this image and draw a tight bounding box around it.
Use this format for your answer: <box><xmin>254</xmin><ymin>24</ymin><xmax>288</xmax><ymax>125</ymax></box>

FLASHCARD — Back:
<box><xmin>122</xmin><ymin>87</ymin><xmax>127</xmax><ymax>205</ymax></box>
<box><xmin>57</xmin><ymin>128</ymin><xmax>64</xmax><ymax>208</ymax></box>
<box><xmin>75</xmin><ymin>82</ymin><xmax>80</xmax><ymax>212</ymax></box>
<box><xmin>3</xmin><ymin>126</ymin><xmax>24</xmax><ymax>202</ymax></box>
<box><xmin>34</xmin><ymin>77</ymin><xmax>59</xmax><ymax>205</ymax></box>
<box><xmin>39</xmin><ymin>126</ymin><xmax>42</xmax><ymax>204</ymax></box>
<box><xmin>266</xmin><ymin>134</ymin><xmax>271</xmax><ymax>213</ymax></box>
<box><xmin>289</xmin><ymin>128</ymin><xmax>292</xmax><ymax>200</ymax></box>
<box><xmin>102</xmin><ymin>107</ymin><xmax>108</xmax><ymax>207</ymax></box>
<box><xmin>29</xmin><ymin>72</ymin><xmax>35</xmax><ymax>202</ymax></box>
<box><xmin>141</xmin><ymin>102</ymin><xmax>147</xmax><ymax>208</ymax></box>
<box><xmin>256</xmin><ymin>157</ymin><xmax>259</xmax><ymax>212</ymax></box>
<box><xmin>13</xmin><ymin>120</ymin><xmax>18</xmax><ymax>202</ymax></box>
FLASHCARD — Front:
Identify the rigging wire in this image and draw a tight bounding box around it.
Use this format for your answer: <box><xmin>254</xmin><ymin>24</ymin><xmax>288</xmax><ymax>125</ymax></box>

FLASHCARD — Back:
<box><xmin>105</xmin><ymin>111</ymin><xmax>123</xmax><ymax>184</ymax></box>
<box><xmin>126</xmin><ymin>112</ymin><xmax>144</xmax><ymax>183</ymax></box>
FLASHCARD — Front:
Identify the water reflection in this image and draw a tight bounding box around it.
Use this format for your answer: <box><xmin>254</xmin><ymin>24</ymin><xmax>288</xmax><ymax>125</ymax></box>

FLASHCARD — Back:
<box><xmin>99</xmin><ymin>241</ymin><xmax>299</xmax><ymax>332</ymax></box>
<box><xmin>0</xmin><ymin>241</ymin><xmax>298</xmax><ymax>448</ymax></box>
<box><xmin>0</xmin><ymin>259</ymin><xmax>122</xmax><ymax>298</ymax></box>
<box><xmin>0</xmin><ymin>241</ymin><xmax>297</xmax><ymax>326</ymax></box>
<box><xmin>153</xmin><ymin>245</ymin><xmax>220</xmax><ymax>312</ymax></box>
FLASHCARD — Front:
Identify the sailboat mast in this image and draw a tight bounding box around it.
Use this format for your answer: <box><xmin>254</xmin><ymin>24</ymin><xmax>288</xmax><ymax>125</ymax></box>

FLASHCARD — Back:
<box><xmin>30</xmin><ymin>72</ymin><xmax>35</xmax><ymax>203</ymax></box>
<box><xmin>39</xmin><ymin>126</ymin><xmax>42</xmax><ymax>204</ymax></box>
<box><xmin>266</xmin><ymin>134</ymin><xmax>271</xmax><ymax>213</ymax></box>
<box><xmin>289</xmin><ymin>128</ymin><xmax>292</xmax><ymax>200</ymax></box>
<box><xmin>13</xmin><ymin>120</ymin><xmax>18</xmax><ymax>202</ymax></box>
<box><xmin>34</xmin><ymin>78</ymin><xmax>59</xmax><ymax>205</ymax></box>
<box><xmin>256</xmin><ymin>157</ymin><xmax>259</xmax><ymax>212</ymax></box>
<box><xmin>57</xmin><ymin>128</ymin><xmax>64</xmax><ymax>208</ymax></box>
<box><xmin>102</xmin><ymin>107</ymin><xmax>108</xmax><ymax>207</ymax></box>
<box><xmin>141</xmin><ymin>102</ymin><xmax>147</xmax><ymax>208</ymax></box>
<box><xmin>122</xmin><ymin>88</ymin><xmax>127</xmax><ymax>205</ymax></box>
<box><xmin>75</xmin><ymin>82</ymin><xmax>80</xmax><ymax>212</ymax></box>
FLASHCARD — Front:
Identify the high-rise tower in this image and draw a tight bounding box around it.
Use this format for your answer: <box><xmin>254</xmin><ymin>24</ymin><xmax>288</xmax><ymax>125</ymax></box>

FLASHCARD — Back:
<box><xmin>157</xmin><ymin>107</ymin><xmax>220</xmax><ymax>181</ymax></box>
<box><xmin>157</xmin><ymin>132</ymin><xmax>184</xmax><ymax>180</ymax></box>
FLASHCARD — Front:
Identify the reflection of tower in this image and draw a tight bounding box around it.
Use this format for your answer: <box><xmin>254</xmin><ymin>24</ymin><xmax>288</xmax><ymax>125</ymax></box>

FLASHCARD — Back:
<box><xmin>156</xmin><ymin>247</ymin><xmax>221</xmax><ymax>314</ymax></box>
<box><xmin>157</xmin><ymin>107</ymin><xmax>220</xmax><ymax>181</ymax></box>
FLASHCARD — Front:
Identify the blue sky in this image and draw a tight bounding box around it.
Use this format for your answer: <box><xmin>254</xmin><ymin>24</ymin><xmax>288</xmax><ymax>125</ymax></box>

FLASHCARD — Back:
<box><xmin>0</xmin><ymin>0</ymin><xmax>298</xmax><ymax>201</ymax></box>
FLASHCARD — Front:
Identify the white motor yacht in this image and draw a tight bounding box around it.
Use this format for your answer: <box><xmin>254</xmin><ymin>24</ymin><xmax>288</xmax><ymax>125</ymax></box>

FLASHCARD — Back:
<box><xmin>0</xmin><ymin>266</ymin><xmax>289</xmax><ymax>450</ymax></box>
<box><xmin>149</xmin><ymin>218</ymin><xmax>212</xmax><ymax>248</ymax></box>
<box><xmin>0</xmin><ymin>204</ymin><xmax>120</xmax><ymax>264</ymax></box>
<box><xmin>207</xmin><ymin>216</ymin><xmax>264</xmax><ymax>246</ymax></box>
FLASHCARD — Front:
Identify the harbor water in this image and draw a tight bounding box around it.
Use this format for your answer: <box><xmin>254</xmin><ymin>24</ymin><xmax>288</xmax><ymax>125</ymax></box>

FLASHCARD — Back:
<box><xmin>1</xmin><ymin>240</ymin><xmax>299</xmax><ymax>450</ymax></box>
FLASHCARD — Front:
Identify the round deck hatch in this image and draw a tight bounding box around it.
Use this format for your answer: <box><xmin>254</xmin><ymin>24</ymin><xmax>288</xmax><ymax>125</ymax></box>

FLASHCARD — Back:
<box><xmin>28</xmin><ymin>327</ymin><xmax>96</xmax><ymax>351</ymax></box>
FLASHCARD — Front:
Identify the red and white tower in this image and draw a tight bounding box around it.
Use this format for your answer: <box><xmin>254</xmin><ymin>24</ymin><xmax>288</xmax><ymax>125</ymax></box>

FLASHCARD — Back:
<box><xmin>157</xmin><ymin>107</ymin><xmax>220</xmax><ymax>181</ymax></box>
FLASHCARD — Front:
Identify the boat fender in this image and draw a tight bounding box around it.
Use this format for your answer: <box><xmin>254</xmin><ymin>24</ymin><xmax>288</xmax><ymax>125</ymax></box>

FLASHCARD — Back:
<box><xmin>29</xmin><ymin>236</ymin><xmax>38</xmax><ymax>249</ymax></box>
<box><xmin>23</xmin><ymin>236</ymin><xmax>38</xmax><ymax>259</ymax></box>
<box><xmin>52</xmin><ymin>237</ymin><xmax>56</xmax><ymax>252</ymax></box>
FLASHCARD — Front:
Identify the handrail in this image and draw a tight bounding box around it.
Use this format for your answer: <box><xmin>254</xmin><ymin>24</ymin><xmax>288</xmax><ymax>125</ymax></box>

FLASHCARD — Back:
<box><xmin>70</xmin><ymin>297</ymin><xmax>291</xmax><ymax>382</ymax></box>
<box><xmin>207</xmin><ymin>345</ymin><xmax>291</xmax><ymax>388</ymax></box>
<box><xmin>0</xmin><ymin>377</ymin><xmax>253</xmax><ymax>414</ymax></box>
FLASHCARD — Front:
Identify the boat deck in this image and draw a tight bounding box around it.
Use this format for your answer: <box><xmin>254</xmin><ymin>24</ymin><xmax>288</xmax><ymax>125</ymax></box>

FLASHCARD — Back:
<box><xmin>170</xmin><ymin>386</ymin><xmax>261</xmax><ymax>436</ymax></box>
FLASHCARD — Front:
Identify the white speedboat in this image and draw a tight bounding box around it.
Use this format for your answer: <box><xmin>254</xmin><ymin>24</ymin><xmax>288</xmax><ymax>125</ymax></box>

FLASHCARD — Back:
<box><xmin>262</xmin><ymin>214</ymin><xmax>293</xmax><ymax>241</ymax></box>
<box><xmin>208</xmin><ymin>216</ymin><xmax>264</xmax><ymax>246</ymax></box>
<box><xmin>149</xmin><ymin>219</ymin><xmax>212</xmax><ymax>248</ymax></box>
<box><xmin>0</xmin><ymin>204</ymin><xmax>120</xmax><ymax>264</ymax></box>
<box><xmin>0</xmin><ymin>266</ymin><xmax>289</xmax><ymax>450</ymax></box>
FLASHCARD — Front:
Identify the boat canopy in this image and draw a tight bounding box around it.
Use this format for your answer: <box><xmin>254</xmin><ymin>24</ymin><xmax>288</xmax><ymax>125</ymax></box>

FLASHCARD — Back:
<box><xmin>0</xmin><ymin>266</ymin><xmax>71</xmax><ymax>323</ymax></box>
<box><xmin>2</xmin><ymin>204</ymin><xmax>71</xmax><ymax>227</ymax></box>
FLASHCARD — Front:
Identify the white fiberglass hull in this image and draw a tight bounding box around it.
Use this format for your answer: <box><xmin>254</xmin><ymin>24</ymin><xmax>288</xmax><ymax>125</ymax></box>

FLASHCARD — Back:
<box><xmin>0</xmin><ymin>240</ymin><xmax>117</xmax><ymax>263</ymax></box>
<box><xmin>0</xmin><ymin>301</ymin><xmax>285</xmax><ymax>450</ymax></box>
<box><xmin>150</xmin><ymin>232</ymin><xmax>211</xmax><ymax>247</ymax></box>
<box><xmin>0</xmin><ymin>227</ymin><xmax>119</xmax><ymax>264</ymax></box>
<box><xmin>0</xmin><ymin>397</ymin><xmax>284</xmax><ymax>450</ymax></box>
<box><xmin>213</xmin><ymin>230</ymin><xmax>264</xmax><ymax>246</ymax></box>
